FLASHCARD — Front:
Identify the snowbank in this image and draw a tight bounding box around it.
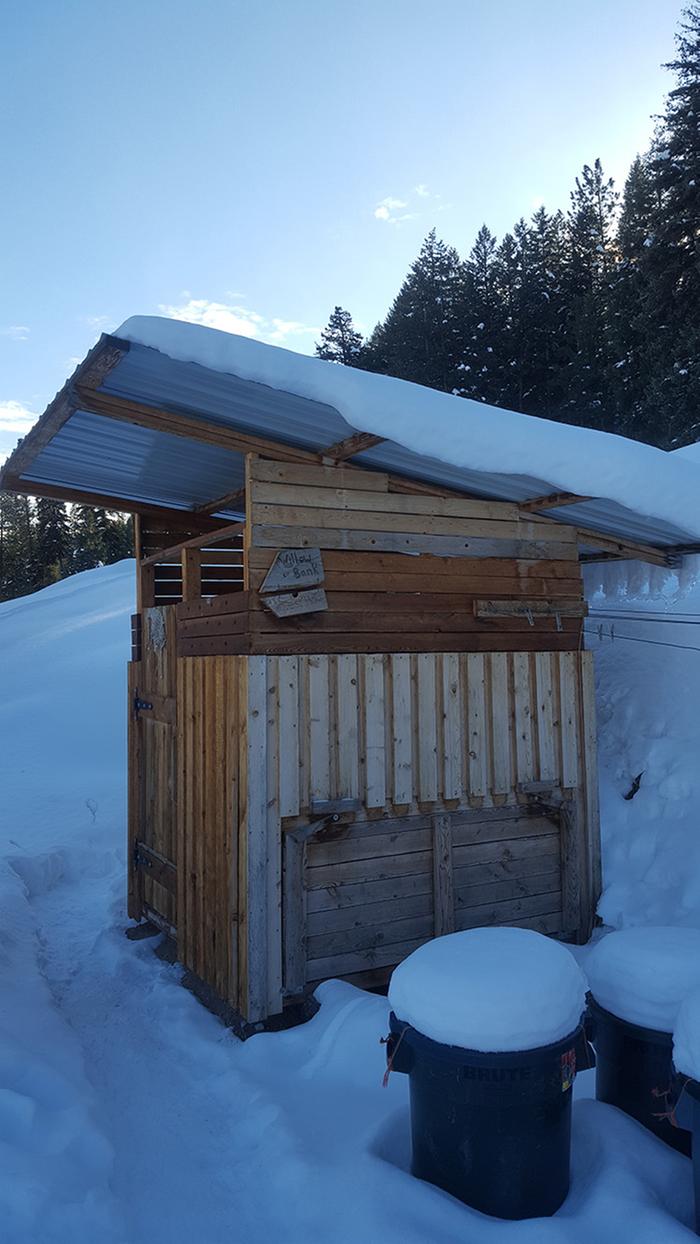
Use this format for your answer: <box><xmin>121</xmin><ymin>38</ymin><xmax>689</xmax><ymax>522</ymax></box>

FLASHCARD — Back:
<box><xmin>673</xmin><ymin>988</ymin><xmax>700</xmax><ymax>1081</ymax></box>
<box><xmin>0</xmin><ymin>559</ymin><xmax>133</xmax><ymax>858</ymax></box>
<box><xmin>0</xmin><ymin>561</ymin><xmax>698</xmax><ymax>1240</ymax></box>
<box><xmin>585</xmin><ymin>556</ymin><xmax>700</xmax><ymax>929</ymax></box>
<box><xmin>388</xmin><ymin>928</ymin><xmax>587</xmax><ymax>1051</ymax></box>
<box><xmin>586</xmin><ymin>927</ymin><xmax>700</xmax><ymax>1031</ymax></box>
<box><xmin>117</xmin><ymin>316</ymin><xmax>700</xmax><ymax>540</ymax></box>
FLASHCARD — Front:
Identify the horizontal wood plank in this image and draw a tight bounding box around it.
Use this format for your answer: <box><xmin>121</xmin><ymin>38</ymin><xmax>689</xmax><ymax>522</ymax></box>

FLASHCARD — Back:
<box><xmin>250</xmin><ymin>459</ymin><xmax>390</xmax><ymax>492</ymax></box>
<box><xmin>247</xmin><ymin>546</ymin><xmax>582</xmax><ymax>577</ymax></box>
<box><xmin>306</xmin><ymin>846</ymin><xmax>561</xmax><ymax>913</ymax></box>
<box><xmin>251</xmin><ymin>525</ymin><xmax>579</xmax><ymax>562</ymax></box>
<box><xmin>251</xmin><ymin>505</ymin><xmax>576</xmax><ymax>541</ymax></box>
<box><xmin>251</xmin><ymin>481</ymin><xmax>523</xmax><ymax>521</ymax></box>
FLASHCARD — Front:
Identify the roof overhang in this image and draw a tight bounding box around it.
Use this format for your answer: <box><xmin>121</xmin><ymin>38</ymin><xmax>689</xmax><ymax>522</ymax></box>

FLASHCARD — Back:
<box><xmin>2</xmin><ymin>331</ymin><xmax>697</xmax><ymax>565</ymax></box>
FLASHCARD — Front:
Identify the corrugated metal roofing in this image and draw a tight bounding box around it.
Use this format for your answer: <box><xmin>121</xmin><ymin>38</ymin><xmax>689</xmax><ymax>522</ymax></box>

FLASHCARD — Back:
<box><xmin>13</xmin><ymin>337</ymin><xmax>700</xmax><ymax>546</ymax></box>
<box><xmin>24</xmin><ymin>410</ymin><xmax>246</xmax><ymax>513</ymax></box>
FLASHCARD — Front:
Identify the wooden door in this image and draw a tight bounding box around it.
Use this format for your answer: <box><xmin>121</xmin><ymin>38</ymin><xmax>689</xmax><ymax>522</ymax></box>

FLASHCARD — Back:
<box><xmin>285</xmin><ymin>804</ymin><xmax>574</xmax><ymax>996</ymax></box>
<box><xmin>127</xmin><ymin>606</ymin><xmax>178</xmax><ymax>933</ymax></box>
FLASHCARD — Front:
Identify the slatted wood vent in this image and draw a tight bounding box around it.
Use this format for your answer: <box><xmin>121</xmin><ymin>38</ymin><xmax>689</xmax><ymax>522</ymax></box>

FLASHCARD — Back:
<box><xmin>129</xmin><ymin>618</ymin><xmax>600</xmax><ymax>1023</ymax></box>
<box><xmin>293</xmin><ymin>807</ymin><xmax>570</xmax><ymax>990</ymax></box>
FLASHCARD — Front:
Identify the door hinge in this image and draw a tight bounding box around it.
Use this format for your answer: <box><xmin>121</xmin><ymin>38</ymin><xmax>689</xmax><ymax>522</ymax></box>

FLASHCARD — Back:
<box><xmin>133</xmin><ymin>690</ymin><xmax>153</xmax><ymax>720</ymax></box>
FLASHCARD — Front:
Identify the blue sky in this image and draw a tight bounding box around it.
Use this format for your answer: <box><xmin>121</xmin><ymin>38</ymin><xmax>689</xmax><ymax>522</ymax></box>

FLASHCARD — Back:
<box><xmin>0</xmin><ymin>0</ymin><xmax>684</xmax><ymax>462</ymax></box>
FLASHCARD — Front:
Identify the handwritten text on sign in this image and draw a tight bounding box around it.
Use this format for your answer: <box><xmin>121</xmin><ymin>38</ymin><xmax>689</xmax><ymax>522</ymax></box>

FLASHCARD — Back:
<box><xmin>260</xmin><ymin>548</ymin><xmax>325</xmax><ymax>593</ymax></box>
<box><xmin>262</xmin><ymin>588</ymin><xmax>328</xmax><ymax>618</ymax></box>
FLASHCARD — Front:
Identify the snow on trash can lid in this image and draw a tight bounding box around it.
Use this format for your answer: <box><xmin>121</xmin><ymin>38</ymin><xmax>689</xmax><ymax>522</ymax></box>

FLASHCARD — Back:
<box><xmin>388</xmin><ymin>927</ymin><xmax>587</xmax><ymax>1053</ymax></box>
<box><xmin>673</xmin><ymin>987</ymin><xmax>700</xmax><ymax>1081</ymax></box>
<box><xmin>587</xmin><ymin>927</ymin><xmax>700</xmax><ymax>1033</ymax></box>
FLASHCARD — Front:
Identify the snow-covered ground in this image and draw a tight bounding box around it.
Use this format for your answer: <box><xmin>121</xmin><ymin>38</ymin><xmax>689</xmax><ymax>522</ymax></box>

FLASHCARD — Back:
<box><xmin>586</xmin><ymin>555</ymin><xmax>700</xmax><ymax>929</ymax></box>
<box><xmin>0</xmin><ymin>561</ymin><xmax>698</xmax><ymax>1241</ymax></box>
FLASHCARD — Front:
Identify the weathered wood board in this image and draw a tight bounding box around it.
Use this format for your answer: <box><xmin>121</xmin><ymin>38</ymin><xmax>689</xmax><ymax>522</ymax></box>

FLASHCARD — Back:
<box><xmin>130</xmin><ymin>636</ymin><xmax>598</xmax><ymax>1023</ymax></box>
<box><xmin>127</xmin><ymin>606</ymin><xmax>178</xmax><ymax>931</ymax></box>
<box><xmin>262</xmin><ymin>587</ymin><xmax>328</xmax><ymax>617</ymax></box>
<box><xmin>260</xmin><ymin>547</ymin><xmax>325</xmax><ymax>592</ymax></box>
<box><xmin>300</xmin><ymin>809</ymin><xmax>566</xmax><ymax>986</ymax></box>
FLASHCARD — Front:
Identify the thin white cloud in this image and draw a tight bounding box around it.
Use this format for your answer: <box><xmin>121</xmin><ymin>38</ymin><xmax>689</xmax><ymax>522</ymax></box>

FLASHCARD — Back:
<box><xmin>160</xmin><ymin>298</ymin><xmax>319</xmax><ymax>349</ymax></box>
<box><xmin>83</xmin><ymin>314</ymin><xmax>112</xmax><ymax>330</ymax></box>
<box><xmin>0</xmin><ymin>325</ymin><xmax>30</xmax><ymax>341</ymax></box>
<box><xmin>159</xmin><ymin>298</ymin><xmax>265</xmax><ymax>338</ymax></box>
<box><xmin>414</xmin><ymin>184</ymin><xmax>430</xmax><ymax>198</ymax></box>
<box><xmin>268</xmin><ymin>318</ymin><xmax>321</xmax><ymax>343</ymax></box>
<box><xmin>0</xmin><ymin>399</ymin><xmax>37</xmax><ymax>436</ymax></box>
<box><xmin>374</xmin><ymin>195</ymin><xmax>409</xmax><ymax>223</ymax></box>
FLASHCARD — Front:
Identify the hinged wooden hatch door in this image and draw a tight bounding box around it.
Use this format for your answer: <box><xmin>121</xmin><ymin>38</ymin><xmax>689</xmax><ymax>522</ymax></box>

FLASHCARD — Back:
<box><xmin>128</xmin><ymin>607</ymin><xmax>178</xmax><ymax>933</ymax></box>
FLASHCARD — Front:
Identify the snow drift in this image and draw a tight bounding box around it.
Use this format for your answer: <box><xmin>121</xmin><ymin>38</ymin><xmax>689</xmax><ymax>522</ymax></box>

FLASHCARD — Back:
<box><xmin>0</xmin><ymin>561</ymin><xmax>698</xmax><ymax>1240</ymax></box>
<box><xmin>585</xmin><ymin>555</ymin><xmax>700</xmax><ymax>929</ymax></box>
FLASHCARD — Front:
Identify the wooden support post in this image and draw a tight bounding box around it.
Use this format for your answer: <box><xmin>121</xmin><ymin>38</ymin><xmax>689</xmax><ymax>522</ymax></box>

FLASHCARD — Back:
<box><xmin>432</xmin><ymin>813</ymin><xmax>455</xmax><ymax>936</ymax></box>
<box><xmin>266</xmin><ymin>657</ymin><xmax>283</xmax><ymax>1015</ymax></box>
<box><xmin>239</xmin><ymin>656</ymin><xmax>270</xmax><ymax>1021</ymax></box>
<box><xmin>560</xmin><ymin>797</ymin><xmax>584</xmax><ymax>941</ymax></box>
<box><xmin>127</xmin><ymin>663</ymin><xmax>144</xmax><ymax>921</ymax></box>
<box><xmin>579</xmin><ymin>651</ymin><xmax>601</xmax><ymax>917</ymax></box>
<box><xmin>181</xmin><ymin>546</ymin><xmax>202</xmax><ymax>602</ymax></box>
<box><xmin>243</xmin><ymin>454</ymin><xmax>255</xmax><ymax>591</ymax></box>
<box><xmin>283</xmin><ymin>832</ymin><xmax>306</xmax><ymax>996</ymax></box>
<box><xmin>137</xmin><ymin>562</ymin><xmax>155</xmax><ymax>610</ymax></box>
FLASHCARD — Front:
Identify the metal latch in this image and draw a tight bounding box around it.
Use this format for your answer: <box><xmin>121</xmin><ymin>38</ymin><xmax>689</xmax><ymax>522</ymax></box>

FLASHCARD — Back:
<box><xmin>133</xmin><ymin>690</ymin><xmax>153</xmax><ymax>720</ymax></box>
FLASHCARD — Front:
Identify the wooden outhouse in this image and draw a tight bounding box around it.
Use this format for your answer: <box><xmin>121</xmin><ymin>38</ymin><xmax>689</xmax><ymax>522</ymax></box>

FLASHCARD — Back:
<box><xmin>3</xmin><ymin>319</ymin><xmax>694</xmax><ymax>1023</ymax></box>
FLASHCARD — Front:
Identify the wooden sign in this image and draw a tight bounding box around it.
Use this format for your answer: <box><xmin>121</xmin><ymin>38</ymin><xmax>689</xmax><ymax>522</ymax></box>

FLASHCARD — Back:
<box><xmin>475</xmin><ymin>599</ymin><xmax>587</xmax><ymax>618</ymax></box>
<box><xmin>260</xmin><ymin>548</ymin><xmax>325</xmax><ymax>593</ymax></box>
<box><xmin>262</xmin><ymin>588</ymin><xmax>328</xmax><ymax>618</ymax></box>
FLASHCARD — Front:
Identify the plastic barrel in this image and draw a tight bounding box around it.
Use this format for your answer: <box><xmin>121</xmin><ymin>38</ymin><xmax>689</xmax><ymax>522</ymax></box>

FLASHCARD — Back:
<box><xmin>386</xmin><ymin>1010</ymin><xmax>584</xmax><ymax>1220</ymax></box>
<box><xmin>589</xmin><ymin>997</ymin><xmax>691</xmax><ymax>1156</ymax></box>
<box><xmin>685</xmin><ymin>1081</ymin><xmax>700</xmax><ymax>1234</ymax></box>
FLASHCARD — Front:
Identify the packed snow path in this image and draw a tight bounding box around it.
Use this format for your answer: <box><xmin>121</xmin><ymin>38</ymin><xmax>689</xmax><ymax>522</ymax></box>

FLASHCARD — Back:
<box><xmin>0</xmin><ymin>563</ymin><xmax>697</xmax><ymax>1241</ymax></box>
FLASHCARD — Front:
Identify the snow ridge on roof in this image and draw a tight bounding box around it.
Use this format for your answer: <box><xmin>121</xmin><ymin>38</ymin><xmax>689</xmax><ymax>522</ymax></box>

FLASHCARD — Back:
<box><xmin>118</xmin><ymin>316</ymin><xmax>700</xmax><ymax>542</ymax></box>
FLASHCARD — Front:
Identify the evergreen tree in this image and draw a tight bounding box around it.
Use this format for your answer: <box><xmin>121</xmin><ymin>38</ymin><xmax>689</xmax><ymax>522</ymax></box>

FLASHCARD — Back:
<box><xmin>517</xmin><ymin>208</ymin><xmax>573</xmax><ymax>416</ymax></box>
<box><xmin>315</xmin><ymin>307</ymin><xmax>364</xmax><ymax>365</ymax></box>
<box><xmin>92</xmin><ymin>507</ymin><xmax>132</xmax><ymax>562</ymax></box>
<box><xmin>564</xmin><ymin>159</ymin><xmax>619</xmax><ymax>426</ymax></box>
<box><xmin>608</xmin><ymin>154</ymin><xmax>661</xmax><ymax>438</ymax></box>
<box><xmin>639</xmin><ymin>4</ymin><xmax>700</xmax><ymax>444</ymax></box>
<box><xmin>0</xmin><ymin>493</ymin><xmax>35</xmax><ymax>601</ymax></box>
<box><xmin>374</xmin><ymin>230</ymin><xmax>467</xmax><ymax>391</ymax></box>
<box><xmin>34</xmin><ymin>498</ymin><xmax>70</xmax><ymax>587</ymax></box>
<box><xmin>70</xmin><ymin>505</ymin><xmax>108</xmax><ymax>572</ymax></box>
<box><xmin>458</xmin><ymin>225</ymin><xmax>504</xmax><ymax>404</ymax></box>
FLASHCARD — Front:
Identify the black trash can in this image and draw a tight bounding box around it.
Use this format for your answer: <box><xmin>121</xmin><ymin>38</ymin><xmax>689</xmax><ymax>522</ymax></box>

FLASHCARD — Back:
<box><xmin>589</xmin><ymin>997</ymin><xmax>692</xmax><ymax>1156</ymax></box>
<box><xmin>684</xmin><ymin>1081</ymin><xmax>700</xmax><ymax>1234</ymax></box>
<box><xmin>386</xmin><ymin>1010</ymin><xmax>584</xmax><ymax>1219</ymax></box>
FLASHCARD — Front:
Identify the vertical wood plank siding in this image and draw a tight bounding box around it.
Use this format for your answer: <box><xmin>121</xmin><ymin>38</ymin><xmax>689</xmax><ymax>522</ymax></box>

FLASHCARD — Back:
<box><xmin>272</xmin><ymin>652</ymin><xmax>590</xmax><ymax>815</ymax></box>
<box><xmin>176</xmin><ymin>654</ymin><xmax>239</xmax><ymax>1006</ymax></box>
<box><xmin>133</xmin><ymin>639</ymin><xmax>598</xmax><ymax>1020</ymax></box>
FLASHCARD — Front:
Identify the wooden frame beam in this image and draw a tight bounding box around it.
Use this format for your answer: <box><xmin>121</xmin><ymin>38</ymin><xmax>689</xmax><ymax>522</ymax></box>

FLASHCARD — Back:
<box><xmin>0</xmin><ymin>337</ymin><xmax>126</xmax><ymax>484</ymax></box>
<box><xmin>320</xmin><ymin>430</ymin><xmax>386</xmax><ymax>462</ymax></box>
<box><xmin>140</xmin><ymin>521</ymin><xmax>245</xmax><ymax>567</ymax></box>
<box><xmin>195</xmin><ymin>486</ymin><xmax>246</xmax><ymax>515</ymax></box>
<box><xmin>575</xmin><ymin>525</ymin><xmax>671</xmax><ymax>567</ymax></box>
<box><xmin>520</xmin><ymin>491</ymin><xmax>593</xmax><ymax>512</ymax></box>
<box><xmin>0</xmin><ymin>473</ymin><xmax>224</xmax><ymax>529</ymax></box>
<box><xmin>73</xmin><ymin>385</ymin><xmax>320</xmax><ymax>464</ymax></box>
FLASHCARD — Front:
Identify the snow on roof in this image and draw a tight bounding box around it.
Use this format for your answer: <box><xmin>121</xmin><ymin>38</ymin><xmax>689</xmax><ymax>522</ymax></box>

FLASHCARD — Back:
<box><xmin>118</xmin><ymin>316</ymin><xmax>700</xmax><ymax>543</ymax></box>
<box><xmin>672</xmin><ymin>441</ymin><xmax>700</xmax><ymax>464</ymax></box>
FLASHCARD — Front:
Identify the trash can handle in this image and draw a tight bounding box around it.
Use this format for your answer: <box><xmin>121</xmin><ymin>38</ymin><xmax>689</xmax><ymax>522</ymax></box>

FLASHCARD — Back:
<box><xmin>382</xmin><ymin>1026</ymin><xmax>412</xmax><ymax>1083</ymax></box>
